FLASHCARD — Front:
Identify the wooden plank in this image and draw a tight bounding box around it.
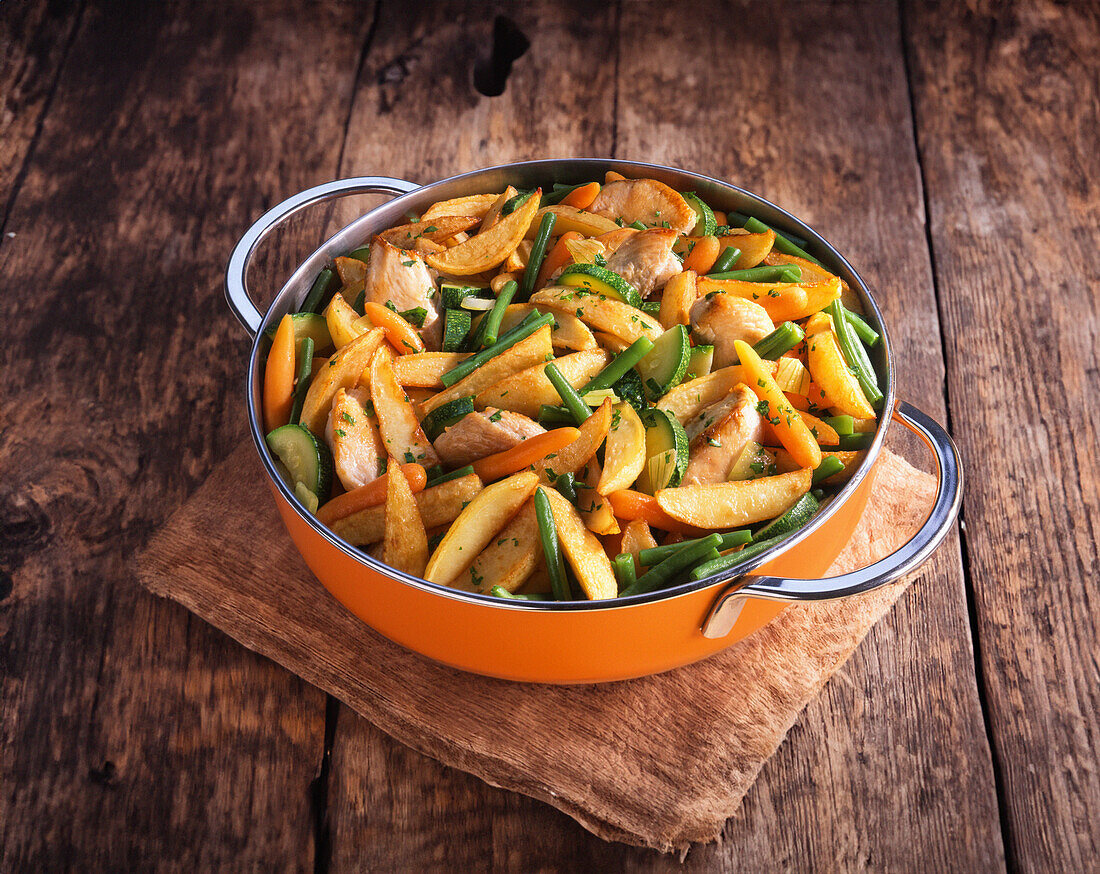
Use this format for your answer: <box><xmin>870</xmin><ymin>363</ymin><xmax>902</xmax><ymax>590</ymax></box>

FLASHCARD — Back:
<box><xmin>0</xmin><ymin>0</ymin><xmax>374</xmax><ymax>869</ymax></box>
<box><xmin>903</xmin><ymin>0</ymin><xmax>1100</xmax><ymax>869</ymax></box>
<box><xmin>320</xmin><ymin>1</ymin><xmax>1005</xmax><ymax>871</ymax></box>
<box><xmin>322</xmin><ymin>2</ymin><xmax>621</xmax><ymax>870</ymax></box>
<box><xmin>0</xmin><ymin>0</ymin><xmax>84</xmax><ymax>227</ymax></box>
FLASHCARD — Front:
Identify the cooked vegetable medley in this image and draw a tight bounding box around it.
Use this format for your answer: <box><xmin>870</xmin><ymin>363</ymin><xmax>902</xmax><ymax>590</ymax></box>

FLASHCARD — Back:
<box><xmin>261</xmin><ymin>172</ymin><xmax>883</xmax><ymax>601</ymax></box>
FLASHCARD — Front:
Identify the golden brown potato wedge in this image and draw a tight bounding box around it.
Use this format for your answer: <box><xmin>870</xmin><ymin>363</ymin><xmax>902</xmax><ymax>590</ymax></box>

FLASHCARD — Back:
<box><xmin>597</xmin><ymin>402</ymin><xmax>646</xmax><ymax>494</ymax></box>
<box><xmin>655</xmin><ymin>469</ymin><xmax>812</xmax><ymax>529</ymax></box>
<box><xmin>659</xmin><ymin>270</ymin><xmax>697</xmax><ymax>329</ymax></box>
<box><xmin>420</xmin><ymin>324</ymin><xmax>553</xmax><ymax>415</ymax></box>
<box><xmin>299</xmin><ymin>328</ymin><xmax>385</xmax><ymax>436</ymax></box>
<box><xmin>330</xmin><ymin>473</ymin><xmax>482</xmax><ymax>545</ymax></box>
<box><xmin>424</xmin><ymin>472</ymin><xmax>539</xmax><ymax>585</ymax></box>
<box><xmin>324</xmin><ymin>291</ymin><xmax>369</xmax><ymax>350</ymax></box>
<box><xmin>523</xmin><ymin>205</ymin><xmax>620</xmax><ymax>239</ymax></box>
<box><xmin>538</xmin><ymin>485</ymin><xmax>617</xmax><ymax>600</ymax></box>
<box><xmin>805</xmin><ymin>314</ymin><xmax>876</xmax><ymax>418</ymax></box>
<box><xmin>369</xmin><ymin>346</ymin><xmax>439</xmax><ymax>467</ymax></box>
<box><xmin>380</xmin><ymin>215</ymin><xmax>482</xmax><ymax>249</ymax></box>
<box><xmin>619</xmin><ymin>518</ymin><xmax>658</xmax><ymax>570</ymax></box>
<box><xmin>529</xmin><ymin>286</ymin><xmax>663</xmax><ymax>343</ymax></box>
<box><xmin>576</xmin><ymin>460</ymin><xmax>620</xmax><ymax>536</ymax></box>
<box><xmin>656</xmin><ymin>364</ymin><xmax>772</xmax><ymax>425</ymax></box>
<box><xmin>426</xmin><ymin>191</ymin><xmax>541</xmax><ymax>276</ymax></box>
<box><xmin>475</xmin><ymin>349</ymin><xmax>610</xmax><ymax>417</ymax></box>
<box><xmin>478</xmin><ymin>303</ymin><xmax>597</xmax><ymax>352</ymax></box>
<box><xmin>530</xmin><ymin>398</ymin><xmax>613</xmax><ymax>481</ymax></box>
<box><xmin>334</xmin><ymin>256</ymin><xmax>368</xmax><ymax>286</ymax></box>
<box><xmin>716</xmin><ymin>231</ymin><xmax>775</xmax><ymax>269</ymax></box>
<box><xmin>392</xmin><ymin>352</ymin><xmax>470</xmax><ymax>388</ymax></box>
<box><xmin>455</xmin><ymin>498</ymin><xmax>540</xmax><ymax>593</ymax></box>
<box><xmin>382</xmin><ymin>461</ymin><xmax>429</xmax><ymax>577</ymax></box>
<box><xmin>421</xmin><ymin>193</ymin><xmax>498</xmax><ymax>222</ymax></box>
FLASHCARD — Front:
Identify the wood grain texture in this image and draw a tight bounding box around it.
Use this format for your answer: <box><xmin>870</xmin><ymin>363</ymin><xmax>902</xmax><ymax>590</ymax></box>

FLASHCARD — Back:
<box><xmin>904</xmin><ymin>0</ymin><xmax>1100</xmax><ymax>869</ymax></box>
<box><xmin>0</xmin><ymin>0</ymin><xmax>84</xmax><ymax>227</ymax></box>
<box><xmin>0</xmin><ymin>0</ymin><xmax>376</xmax><ymax>869</ymax></box>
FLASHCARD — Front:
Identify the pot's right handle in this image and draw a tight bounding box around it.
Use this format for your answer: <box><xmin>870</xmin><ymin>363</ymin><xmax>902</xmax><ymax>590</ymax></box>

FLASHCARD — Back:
<box><xmin>224</xmin><ymin>176</ymin><xmax>419</xmax><ymax>338</ymax></box>
<box><xmin>702</xmin><ymin>401</ymin><xmax>963</xmax><ymax>639</ymax></box>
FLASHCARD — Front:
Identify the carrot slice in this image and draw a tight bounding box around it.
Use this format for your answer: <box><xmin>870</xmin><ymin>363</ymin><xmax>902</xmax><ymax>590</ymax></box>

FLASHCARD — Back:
<box><xmin>561</xmin><ymin>181</ymin><xmax>601</xmax><ymax>210</ymax></box>
<box><xmin>362</xmin><ymin>301</ymin><xmax>425</xmax><ymax>354</ymax></box>
<box><xmin>535</xmin><ymin>231</ymin><xmax>583</xmax><ymax>290</ymax></box>
<box><xmin>682</xmin><ymin>235</ymin><xmax>720</xmax><ymax>275</ymax></box>
<box><xmin>316</xmin><ymin>463</ymin><xmax>427</xmax><ymax>525</ymax></box>
<box><xmin>263</xmin><ymin>314</ymin><xmax>296</xmax><ymax>432</ymax></box>
<box><xmin>471</xmin><ymin>427</ymin><xmax>580</xmax><ymax>483</ymax></box>
<box><xmin>734</xmin><ymin>339</ymin><xmax>822</xmax><ymax>469</ymax></box>
<box><xmin>605</xmin><ymin>490</ymin><xmax>710</xmax><ymax>537</ymax></box>
<box><xmin>713</xmin><ymin>210</ymin><xmax>728</xmax><ymax>226</ymax></box>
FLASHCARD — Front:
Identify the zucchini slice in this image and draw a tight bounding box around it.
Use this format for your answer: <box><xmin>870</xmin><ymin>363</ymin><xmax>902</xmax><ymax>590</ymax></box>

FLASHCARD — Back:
<box><xmin>442</xmin><ymin>309</ymin><xmax>472</xmax><ymax>352</ymax></box>
<box><xmin>266</xmin><ymin>424</ymin><xmax>334</xmax><ymax>499</ymax></box>
<box><xmin>753</xmin><ymin>492</ymin><xmax>819</xmax><ymax>540</ymax></box>
<box><xmin>440</xmin><ymin>282</ymin><xmax>490</xmax><ymax>310</ymax></box>
<box><xmin>265</xmin><ymin>312</ymin><xmax>333</xmax><ymax>354</ymax></box>
<box><xmin>635</xmin><ymin>408</ymin><xmax>690</xmax><ymax>493</ymax></box>
<box><xmin>557</xmin><ymin>263</ymin><xmax>643</xmax><ymax>309</ymax></box>
<box><xmin>686</xmin><ymin>344</ymin><xmax>714</xmax><ymax>380</ymax></box>
<box><xmin>635</xmin><ymin>324</ymin><xmax>690</xmax><ymax>400</ymax></box>
<box><xmin>420</xmin><ymin>396</ymin><xmax>475</xmax><ymax>441</ymax></box>
<box><xmin>681</xmin><ymin>191</ymin><xmax>718</xmax><ymax>237</ymax></box>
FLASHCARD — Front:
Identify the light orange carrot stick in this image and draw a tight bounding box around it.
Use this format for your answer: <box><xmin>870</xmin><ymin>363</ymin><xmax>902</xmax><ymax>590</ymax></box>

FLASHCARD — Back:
<box><xmin>263</xmin><ymin>314</ymin><xmax>296</xmax><ymax>432</ymax></box>
<box><xmin>535</xmin><ymin>231</ymin><xmax>583</xmax><ymax>290</ymax></box>
<box><xmin>735</xmin><ymin>339</ymin><xmax>822</xmax><ymax>469</ymax></box>
<box><xmin>316</xmin><ymin>463</ymin><xmax>427</xmax><ymax>525</ymax></box>
<box><xmin>682</xmin><ymin>235</ymin><xmax>720</xmax><ymax>274</ymax></box>
<box><xmin>560</xmin><ymin>181</ymin><xmax>600</xmax><ymax>210</ymax></box>
<box><xmin>471</xmin><ymin>427</ymin><xmax>580</xmax><ymax>483</ymax></box>
<box><xmin>605</xmin><ymin>490</ymin><xmax>710</xmax><ymax>537</ymax></box>
<box><xmin>362</xmin><ymin>301</ymin><xmax>425</xmax><ymax>354</ymax></box>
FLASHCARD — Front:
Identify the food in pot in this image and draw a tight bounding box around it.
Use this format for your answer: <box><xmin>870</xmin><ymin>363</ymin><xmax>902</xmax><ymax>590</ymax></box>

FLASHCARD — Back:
<box><xmin>260</xmin><ymin>173</ymin><xmax>884</xmax><ymax>601</ymax></box>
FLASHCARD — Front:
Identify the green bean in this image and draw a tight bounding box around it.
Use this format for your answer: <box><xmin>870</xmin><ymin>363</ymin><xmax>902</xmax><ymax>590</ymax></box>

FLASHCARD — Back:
<box><xmin>614</xmin><ymin>554</ymin><xmax>636</xmax><ymax>591</ymax></box>
<box><xmin>811</xmin><ymin>455</ymin><xmax>845</xmax><ymax>485</ymax></box>
<box><xmin>689</xmin><ymin>535</ymin><xmax>786</xmax><ymax>580</ymax></box>
<box><xmin>637</xmin><ymin>529</ymin><xmax>752</xmax><ymax>567</ymax></box>
<box><xmin>545</xmin><ymin>362</ymin><xmax>590</xmax><ymax>425</ymax></box>
<box><xmin>708</xmin><ymin>246</ymin><xmax>742</xmax><ymax>275</ymax></box>
<box><xmin>521</xmin><ymin>213</ymin><xmax>557</xmax><ymax>301</ymax></box>
<box><xmin>426</xmin><ymin>464</ymin><xmax>475</xmax><ymax>488</ymax></box>
<box><xmin>554</xmin><ymin>471</ymin><xmax>577</xmax><ymax>503</ymax></box>
<box><xmin>534</xmin><ymin>487</ymin><xmax>571</xmax><ymax>601</ymax></box>
<box><xmin>845</xmin><ymin>310</ymin><xmax>880</xmax><ymax>347</ymax></box>
<box><xmin>352</xmin><ymin>288</ymin><xmax>366</xmax><ymax>316</ymax></box>
<box><xmin>288</xmin><ymin>337</ymin><xmax>315</xmax><ymax>425</ymax></box>
<box><xmin>826</xmin><ymin>301</ymin><xmax>882</xmax><ymax>405</ymax></box>
<box><xmin>300</xmin><ymin>267</ymin><xmax>337</xmax><ymax>314</ymax></box>
<box><xmin>488</xmin><ymin>586</ymin><xmax>552</xmax><ymax>601</ymax></box>
<box><xmin>752</xmin><ymin>321</ymin><xmax>805</xmax><ymax>360</ymax></box>
<box><xmin>537</xmin><ymin>404</ymin><xmax>576</xmax><ymax>427</ymax></box>
<box><xmin>440</xmin><ymin>312</ymin><xmax>554</xmax><ymax>387</ymax></box>
<box><xmin>501</xmin><ymin>190</ymin><xmax>534</xmax><ymax>216</ymax></box>
<box><xmin>578</xmin><ymin>336</ymin><xmax>654</xmax><ymax>395</ymax></box>
<box><xmin>708</xmin><ymin>265</ymin><xmax>802</xmax><ymax>283</ymax></box>
<box><xmin>620</xmin><ymin>534</ymin><xmax>723</xmax><ymax>597</ymax></box>
<box><xmin>838</xmin><ymin>433</ymin><xmax>873</xmax><ymax>450</ymax></box>
<box><xmin>470</xmin><ymin>280</ymin><xmax>517</xmax><ymax>349</ymax></box>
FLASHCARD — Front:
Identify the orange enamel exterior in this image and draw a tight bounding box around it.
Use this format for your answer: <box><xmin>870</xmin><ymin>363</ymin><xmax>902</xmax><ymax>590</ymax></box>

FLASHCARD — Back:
<box><xmin>268</xmin><ymin>458</ymin><xmax>879</xmax><ymax>684</ymax></box>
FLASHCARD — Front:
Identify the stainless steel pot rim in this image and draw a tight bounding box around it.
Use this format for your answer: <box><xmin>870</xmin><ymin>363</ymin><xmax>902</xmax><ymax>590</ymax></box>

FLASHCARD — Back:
<box><xmin>242</xmin><ymin>158</ymin><xmax>896</xmax><ymax>611</ymax></box>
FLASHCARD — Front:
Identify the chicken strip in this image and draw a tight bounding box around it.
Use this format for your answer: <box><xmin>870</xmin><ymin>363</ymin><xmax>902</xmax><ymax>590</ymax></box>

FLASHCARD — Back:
<box><xmin>432</xmin><ymin>408</ymin><xmax>545</xmax><ymax>467</ymax></box>
<box><xmin>589</xmin><ymin>179</ymin><xmax>696</xmax><ymax>235</ymax></box>
<box><xmin>689</xmin><ymin>293</ymin><xmax>775</xmax><ymax>368</ymax></box>
<box><xmin>325</xmin><ymin>387</ymin><xmax>385</xmax><ymax>490</ymax></box>
<box><xmin>605</xmin><ymin>228</ymin><xmax>683</xmax><ymax>298</ymax></box>
<box><xmin>363</xmin><ymin>238</ymin><xmax>442</xmax><ymax>349</ymax></box>
<box><xmin>682</xmin><ymin>384</ymin><xmax>766</xmax><ymax>485</ymax></box>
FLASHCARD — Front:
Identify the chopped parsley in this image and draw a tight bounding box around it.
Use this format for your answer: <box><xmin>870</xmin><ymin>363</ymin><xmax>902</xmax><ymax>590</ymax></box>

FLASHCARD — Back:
<box><xmin>488</xmin><ymin>410</ymin><xmax>503</xmax><ymax>423</ymax></box>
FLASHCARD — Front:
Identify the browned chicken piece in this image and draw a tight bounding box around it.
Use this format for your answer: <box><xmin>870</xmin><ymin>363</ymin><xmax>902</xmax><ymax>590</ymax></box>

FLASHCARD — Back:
<box><xmin>432</xmin><ymin>408</ymin><xmax>545</xmax><ymax>467</ymax></box>
<box><xmin>589</xmin><ymin>179</ymin><xmax>696</xmax><ymax>235</ymax></box>
<box><xmin>325</xmin><ymin>387</ymin><xmax>385</xmax><ymax>490</ymax></box>
<box><xmin>682</xmin><ymin>385</ymin><xmax>766</xmax><ymax>485</ymax></box>
<box><xmin>605</xmin><ymin>228</ymin><xmax>683</xmax><ymax>298</ymax></box>
<box><xmin>689</xmin><ymin>294</ymin><xmax>775</xmax><ymax>368</ymax></box>
<box><xmin>363</xmin><ymin>238</ymin><xmax>442</xmax><ymax>349</ymax></box>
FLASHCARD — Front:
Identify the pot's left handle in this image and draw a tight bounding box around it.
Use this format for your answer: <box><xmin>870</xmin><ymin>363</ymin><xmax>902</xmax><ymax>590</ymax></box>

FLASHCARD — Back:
<box><xmin>225</xmin><ymin>176</ymin><xmax>419</xmax><ymax>338</ymax></box>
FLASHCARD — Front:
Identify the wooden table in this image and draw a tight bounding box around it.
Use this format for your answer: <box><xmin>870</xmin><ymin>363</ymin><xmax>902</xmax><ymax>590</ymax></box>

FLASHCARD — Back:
<box><xmin>1</xmin><ymin>1</ymin><xmax>1096</xmax><ymax>870</ymax></box>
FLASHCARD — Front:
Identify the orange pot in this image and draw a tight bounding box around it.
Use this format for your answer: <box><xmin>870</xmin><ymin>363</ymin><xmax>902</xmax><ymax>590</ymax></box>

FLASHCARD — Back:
<box><xmin>226</xmin><ymin>160</ymin><xmax>962</xmax><ymax>684</ymax></box>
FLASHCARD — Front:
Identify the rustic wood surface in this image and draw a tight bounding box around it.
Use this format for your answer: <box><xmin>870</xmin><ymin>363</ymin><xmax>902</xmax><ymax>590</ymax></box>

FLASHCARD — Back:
<box><xmin>0</xmin><ymin>0</ymin><xmax>1094</xmax><ymax>870</ymax></box>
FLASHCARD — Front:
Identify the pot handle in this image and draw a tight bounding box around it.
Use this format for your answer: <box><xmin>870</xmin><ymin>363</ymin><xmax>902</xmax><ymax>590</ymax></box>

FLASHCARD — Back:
<box><xmin>224</xmin><ymin>176</ymin><xmax>420</xmax><ymax>337</ymax></box>
<box><xmin>701</xmin><ymin>400</ymin><xmax>963</xmax><ymax>639</ymax></box>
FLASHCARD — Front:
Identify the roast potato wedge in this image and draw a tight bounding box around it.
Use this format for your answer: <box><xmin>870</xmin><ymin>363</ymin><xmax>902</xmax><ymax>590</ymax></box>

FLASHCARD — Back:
<box><xmin>655</xmin><ymin>468</ymin><xmax>813</xmax><ymax>529</ymax></box>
